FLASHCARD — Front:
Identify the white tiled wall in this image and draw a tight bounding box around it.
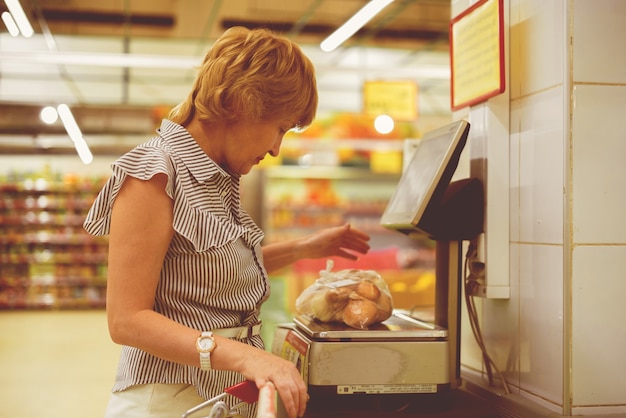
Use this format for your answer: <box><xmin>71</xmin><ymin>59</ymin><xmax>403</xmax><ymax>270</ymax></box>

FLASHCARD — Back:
<box><xmin>475</xmin><ymin>0</ymin><xmax>567</xmax><ymax>412</ymax></box>
<box><xmin>518</xmin><ymin>243</ymin><xmax>563</xmax><ymax>407</ymax></box>
<box><xmin>572</xmin><ymin>1</ymin><xmax>626</xmax><ymax>85</ymax></box>
<box><xmin>516</xmin><ymin>87</ymin><xmax>564</xmax><ymax>246</ymax></box>
<box><xmin>571</xmin><ymin>85</ymin><xmax>626</xmax><ymax>244</ymax></box>
<box><xmin>510</xmin><ymin>84</ymin><xmax>566</xmax><ymax>409</ymax></box>
<box><xmin>457</xmin><ymin>0</ymin><xmax>626</xmax><ymax>415</ymax></box>
<box><xmin>569</xmin><ymin>0</ymin><xmax>626</xmax><ymax>414</ymax></box>
<box><xmin>510</xmin><ymin>0</ymin><xmax>565</xmax><ymax>97</ymax></box>
<box><xmin>572</xmin><ymin>246</ymin><xmax>626</xmax><ymax>414</ymax></box>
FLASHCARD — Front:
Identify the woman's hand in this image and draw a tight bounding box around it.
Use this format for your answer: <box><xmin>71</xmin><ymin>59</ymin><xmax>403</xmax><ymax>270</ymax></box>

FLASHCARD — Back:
<box><xmin>262</xmin><ymin>223</ymin><xmax>371</xmax><ymax>273</ymax></box>
<box><xmin>234</xmin><ymin>346</ymin><xmax>307</xmax><ymax>418</ymax></box>
<box><xmin>299</xmin><ymin>223</ymin><xmax>370</xmax><ymax>260</ymax></box>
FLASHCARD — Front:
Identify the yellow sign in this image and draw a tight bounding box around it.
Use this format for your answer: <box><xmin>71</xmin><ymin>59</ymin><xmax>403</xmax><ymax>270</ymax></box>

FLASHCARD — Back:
<box><xmin>370</xmin><ymin>150</ymin><xmax>402</xmax><ymax>174</ymax></box>
<box><xmin>450</xmin><ymin>0</ymin><xmax>504</xmax><ymax>110</ymax></box>
<box><xmin>363</xmin><ymin>81</ymin><xmax>418</xmax><ymax>121</ymax></box>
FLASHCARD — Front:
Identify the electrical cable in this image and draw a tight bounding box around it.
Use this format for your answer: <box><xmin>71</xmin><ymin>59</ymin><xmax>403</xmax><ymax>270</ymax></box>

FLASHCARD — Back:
<box><xmin>463</xmin><ymin>242</ymin><xmax>511</xmax><ymax>394</ymax></box>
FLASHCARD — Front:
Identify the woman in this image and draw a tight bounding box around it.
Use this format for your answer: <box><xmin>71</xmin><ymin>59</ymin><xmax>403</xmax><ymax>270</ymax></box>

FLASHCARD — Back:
<box><xmin>84</xmin><ymin>26</ymin><xmax>370</xmax><ymax>418</ymax></box>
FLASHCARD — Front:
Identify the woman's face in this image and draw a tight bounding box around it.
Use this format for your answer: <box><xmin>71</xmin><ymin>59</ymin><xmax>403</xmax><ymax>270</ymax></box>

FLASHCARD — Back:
<box><xmin>222</xmin><ymin>115</ymin><xmax>295</xmax><ymax>175</ymax></box>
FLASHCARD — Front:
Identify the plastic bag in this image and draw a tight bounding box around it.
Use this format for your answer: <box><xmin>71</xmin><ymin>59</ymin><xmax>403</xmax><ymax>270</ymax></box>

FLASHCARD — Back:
<box><xmin>295</xmin><ymin>260</ymin><xmax>393</xmax><ymax>329</ymax></box>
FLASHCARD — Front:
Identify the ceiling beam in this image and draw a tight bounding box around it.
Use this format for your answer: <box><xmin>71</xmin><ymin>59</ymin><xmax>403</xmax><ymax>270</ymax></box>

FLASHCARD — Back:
<box><xmin>39</xmin><ymin>8</ymin><xmax>175</xmax><ymax>28</ymax></box>
<box><xmin>0</xmin><ymin>103</ymin><xmax>158</xmax><ymax>136</ymax></box>
<box><xmin>220</xmin><ymin>18</ymin><xmax>448</xmax><ymax>44</ymax></box>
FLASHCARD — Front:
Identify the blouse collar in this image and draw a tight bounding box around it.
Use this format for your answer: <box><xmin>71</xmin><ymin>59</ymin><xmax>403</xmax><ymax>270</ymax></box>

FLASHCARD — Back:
<box><xmin>158</xmin><ymin>119</ymin><xmax>235</xmax><ymax>183</ymax></box>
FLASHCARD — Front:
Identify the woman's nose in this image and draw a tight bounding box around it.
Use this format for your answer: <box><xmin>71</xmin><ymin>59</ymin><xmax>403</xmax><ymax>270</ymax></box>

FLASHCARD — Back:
<box><xmin>269</xmin><ymin>137</ymin><xmax>282</xmax><ymax>157</ymax></box>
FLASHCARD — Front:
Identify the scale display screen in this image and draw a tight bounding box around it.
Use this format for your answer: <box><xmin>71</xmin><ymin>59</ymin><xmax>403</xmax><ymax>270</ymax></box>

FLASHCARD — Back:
<box><xmin>380</xmin><ymin>120</ymin><xmax>470</xmax><ymax>233</ymax></box>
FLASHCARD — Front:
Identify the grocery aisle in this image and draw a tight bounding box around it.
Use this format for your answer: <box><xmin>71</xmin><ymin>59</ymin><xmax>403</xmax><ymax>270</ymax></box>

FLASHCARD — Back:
<box><xmin>0</xmin><ymin>310</ymin><xmax>120</xmax><ymax>418</ymax></box>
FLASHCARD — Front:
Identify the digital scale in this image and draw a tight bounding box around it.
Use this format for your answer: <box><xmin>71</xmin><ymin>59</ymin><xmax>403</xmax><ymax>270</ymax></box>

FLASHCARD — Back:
<box><xmin>272</xmin><ymin>310</ymin><xmax>451</xmax><ymax>394</ymax></box>
<box><xmin>271</xmin><ymin>120</ymin><xmax>484</xmax><ymax>416</ymax></box>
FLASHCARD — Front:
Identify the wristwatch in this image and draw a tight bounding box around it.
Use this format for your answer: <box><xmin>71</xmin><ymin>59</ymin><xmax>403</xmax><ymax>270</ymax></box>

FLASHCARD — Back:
<box><xmin>196</xmin><ymin>331</ymin><xmax>216</xmax><ymax>371</ymax></box>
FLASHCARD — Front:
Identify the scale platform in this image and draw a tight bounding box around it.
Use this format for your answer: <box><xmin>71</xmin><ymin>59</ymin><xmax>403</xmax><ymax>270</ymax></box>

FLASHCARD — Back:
<box><xmin>292</xmin><ymin>309</ymin><xmax>446</xmax><ymax>341</ymax></box>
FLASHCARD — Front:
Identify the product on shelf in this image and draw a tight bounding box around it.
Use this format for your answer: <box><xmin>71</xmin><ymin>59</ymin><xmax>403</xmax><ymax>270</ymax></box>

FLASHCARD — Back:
<box><xmin>0</xmin><ymin>169</ymin><xmax>108</xmax><ymax>310</ymax></box>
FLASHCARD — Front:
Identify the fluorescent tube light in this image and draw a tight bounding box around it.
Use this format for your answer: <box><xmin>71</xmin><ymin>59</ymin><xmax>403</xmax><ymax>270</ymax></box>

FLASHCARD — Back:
<box><xmin>4</xmin><ymin>0</ymin><xmax>34</xmax><ymax>37</ymax></box>
<box><xmin>57</xmin><ymin>104</ymin><xmax>93</xmax><ymax>164</ymax></box>
<box><xmin>57</xmin><ymin>104</ymin><xmax>82</xmax><ymax>138</ymax></box>
<box><xmin>1</xmin><ymin>11</ymin><xmax>19</xmax><ymax>36</ymax></box>
<box><xmin>73</xmin><ymin>137</ymin><xmax>94</xmax><ymax>165</ymax></box>
<box><xmin>320</xmin><ymin>0</ymin><xmax>394</xmax><ymax>52</ymax></box>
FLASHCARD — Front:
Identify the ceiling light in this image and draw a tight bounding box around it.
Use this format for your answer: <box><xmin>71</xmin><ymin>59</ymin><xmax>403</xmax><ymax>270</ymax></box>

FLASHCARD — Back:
<box><xmin>57</xmin><ymin>104</ymin><xmax>93</xmax><ymax>164</ymax></box>
<box><xmin>320</xmin><ymin>0</ymin><xmax>394</xmax><ymax>52</ymax></box>
<box><xmin>1</xmin><ymin>11</ymin><xmax>19</xmax><ymax>36</ymax></box>
<box><xmin>40</xmin><ymin>106</ymin><xmax>58</xmax><ymax>124</ymax></box>
<box><xmin>4</xmin><ymin>0</ymin><xmax>34</xmax><ymax>38</ymax></box>
<box><xmin>374</xmin><ymin>115</ymin><xmax>394</xmax><ymax>134</ymax></box>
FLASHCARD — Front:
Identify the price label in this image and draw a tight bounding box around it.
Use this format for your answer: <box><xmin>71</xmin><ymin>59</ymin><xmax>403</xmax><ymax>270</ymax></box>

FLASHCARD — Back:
<box><xmin>337</xmin><ymin>383</ymin><xmax>437</xmax><ymax>395</ymax></box>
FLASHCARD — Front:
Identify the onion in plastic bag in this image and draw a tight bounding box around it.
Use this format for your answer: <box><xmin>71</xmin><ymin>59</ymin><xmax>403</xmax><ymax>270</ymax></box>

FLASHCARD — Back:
<box><xmin>295</xmin><ymin>260</ymin><xmax>393</xmax><ymax>329</ymax></box>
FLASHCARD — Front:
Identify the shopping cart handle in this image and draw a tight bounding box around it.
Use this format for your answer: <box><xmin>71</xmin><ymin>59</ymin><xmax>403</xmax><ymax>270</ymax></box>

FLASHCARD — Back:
<box><xmin>224</xmin><ymin>380</ymin><xmax>259</xmax><ymax>404</ymax></box>
<box><xmin>257</xmin><ymin>382</ymin><xmax>276</xmax><ymax>418</ymax></box>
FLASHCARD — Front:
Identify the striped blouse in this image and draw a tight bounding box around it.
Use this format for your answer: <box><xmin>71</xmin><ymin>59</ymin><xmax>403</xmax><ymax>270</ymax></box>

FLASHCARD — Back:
<box><xmin>84</xmin><ymin>119</ymin><xmax>270</xmax><ymax>407</ymax></box>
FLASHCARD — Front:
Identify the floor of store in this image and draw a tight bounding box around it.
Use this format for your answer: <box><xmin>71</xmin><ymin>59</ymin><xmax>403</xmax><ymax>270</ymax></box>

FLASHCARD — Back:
<box><xmin>0</xmin><ymin>310</ymin><xmax>496</xmax><ymax>418</ymax></box>
<box><xmin>0</xmin><ymin>310</ymin><xmax>120</xmax><ymax>418</ymax></box>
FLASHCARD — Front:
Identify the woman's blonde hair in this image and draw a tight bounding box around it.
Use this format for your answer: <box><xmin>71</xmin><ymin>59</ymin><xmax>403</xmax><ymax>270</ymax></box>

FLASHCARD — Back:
<box><xmin>169</xmin><ymin>26</ymin><xmax>318</xmax><ymax>131</ymax></box>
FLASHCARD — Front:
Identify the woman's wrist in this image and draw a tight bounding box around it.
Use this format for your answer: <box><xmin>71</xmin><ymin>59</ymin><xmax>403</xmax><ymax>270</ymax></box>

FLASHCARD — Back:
<box><xmin>291</xmin><ymin>236</ymin><xmax>306</xmax><ymax>262</ymax></box>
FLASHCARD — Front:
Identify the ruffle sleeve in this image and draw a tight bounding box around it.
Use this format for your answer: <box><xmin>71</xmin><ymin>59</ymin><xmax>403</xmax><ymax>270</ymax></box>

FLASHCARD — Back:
<box><xmin>83</xmin><ymin>143</ymin><xmax>175</xmax><ymax>237</ymax></box>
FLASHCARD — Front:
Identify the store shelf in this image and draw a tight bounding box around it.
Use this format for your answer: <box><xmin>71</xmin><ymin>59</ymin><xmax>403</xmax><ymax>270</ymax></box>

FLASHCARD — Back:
<box><xmin>0</xmin><ymin>171</ymin><xmax>108</xmax><ymax>310</ymax></box>
<box><xmin>263</xmin><ymin>165</ymin><xmax>401</xmax><ymax>181</ymax></box>
<box><xmin>262</xmin><ymin>166</ymin><xmax>397</xmax><ymax>241</ymax></box>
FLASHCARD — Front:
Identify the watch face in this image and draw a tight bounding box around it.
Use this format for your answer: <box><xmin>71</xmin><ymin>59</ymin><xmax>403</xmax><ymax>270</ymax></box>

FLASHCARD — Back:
<box><xmin>198</xmin><ymin>336</ymin><xmax>215</xmax><ymax>351</ymax></box>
